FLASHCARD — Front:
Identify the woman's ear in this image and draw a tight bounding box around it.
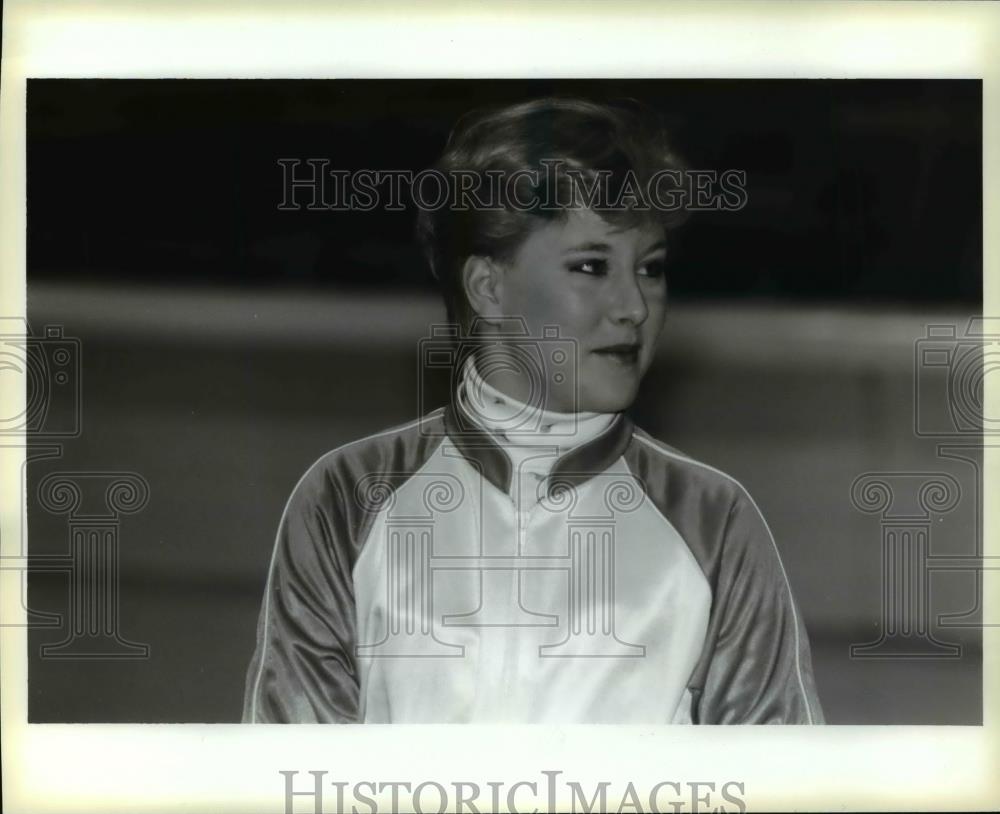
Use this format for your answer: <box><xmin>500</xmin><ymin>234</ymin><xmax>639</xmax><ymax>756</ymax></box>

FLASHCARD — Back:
<box><xmin>461</xmin><ymin>255</ymin><xmax>505</xmax><ymax>324</ymax></box>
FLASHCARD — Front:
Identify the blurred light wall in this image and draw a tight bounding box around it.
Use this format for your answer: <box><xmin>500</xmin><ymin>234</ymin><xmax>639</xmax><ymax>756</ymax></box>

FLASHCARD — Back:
<box><xmin>26</xmin><ymin>282</ymin><xmax>982</xmax><ymax>724</ymax></box>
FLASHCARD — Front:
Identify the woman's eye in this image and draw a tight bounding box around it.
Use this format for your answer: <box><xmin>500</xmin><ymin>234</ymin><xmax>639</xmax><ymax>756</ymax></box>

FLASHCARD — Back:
<box><xmin>638</xmin><ymin>258</ymin><xmax>667</xmax><ymax>278</ymax></box>
<box><xmin>568</xmin><ymin>258</ymin><xmax>608</xmax><ymax>275</ymax></box>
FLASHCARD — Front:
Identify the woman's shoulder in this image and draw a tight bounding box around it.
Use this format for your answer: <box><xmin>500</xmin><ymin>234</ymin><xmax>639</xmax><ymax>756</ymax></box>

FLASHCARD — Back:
<box><xmin>625</xmin><ymin>423</ymin><xmax>749</xmax><ymax>508</ymax></box>
<box><xmin>626</xmin><ymin>424</ymin><xmax>785</xmax><ymax>576</ymax></box>
<box><xmin>288</xmin><ymin>408</ymin><xmax>448</xmax><ymax>504</ymax></box>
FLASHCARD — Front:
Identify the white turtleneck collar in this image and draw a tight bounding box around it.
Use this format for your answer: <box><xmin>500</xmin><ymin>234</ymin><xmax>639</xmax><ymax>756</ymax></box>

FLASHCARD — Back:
<box><xmin>456</xmin><ymin>355</ymin><xmax>617</xmax><ymax>474</ymax></box>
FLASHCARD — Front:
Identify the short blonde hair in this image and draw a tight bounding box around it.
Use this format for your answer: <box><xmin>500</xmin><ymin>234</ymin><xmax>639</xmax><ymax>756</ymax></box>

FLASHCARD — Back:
<box><xmin>415</xmin><ymin>97</ymin><xmax>687</xmax><ymax>327</ymax></box>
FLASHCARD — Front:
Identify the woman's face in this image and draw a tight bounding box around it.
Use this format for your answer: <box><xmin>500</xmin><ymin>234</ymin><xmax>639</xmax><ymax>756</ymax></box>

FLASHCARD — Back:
<box><xmin>488</xmin><ymin>207</ymin><xmax>669</xmax><ymax>414</ymax></box>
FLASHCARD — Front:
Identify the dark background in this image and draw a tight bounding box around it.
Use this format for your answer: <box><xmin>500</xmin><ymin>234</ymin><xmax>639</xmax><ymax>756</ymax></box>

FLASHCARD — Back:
<box><xmin>28</xmin><ymin>78</ymin><xmax>981</xmax><ymax>300</ymax></box>
<box><xmin>23</xmin><ymin>79</ymin><xmax>983</xmax><ymax>723</ymax></box>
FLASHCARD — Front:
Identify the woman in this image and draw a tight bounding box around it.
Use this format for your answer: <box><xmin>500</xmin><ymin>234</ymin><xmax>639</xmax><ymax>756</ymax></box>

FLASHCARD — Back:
<box><xmin>243</xmin><ymin>97</ymin><xmax>825</xmax><ymax>724</ymax></box>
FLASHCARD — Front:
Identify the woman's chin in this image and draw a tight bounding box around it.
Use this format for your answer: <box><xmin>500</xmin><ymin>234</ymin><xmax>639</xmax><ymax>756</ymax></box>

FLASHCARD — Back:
<box><xmin>577</xmin><ymin>382</ymin><xmax>640</xmax><ymax>414</ymax></box>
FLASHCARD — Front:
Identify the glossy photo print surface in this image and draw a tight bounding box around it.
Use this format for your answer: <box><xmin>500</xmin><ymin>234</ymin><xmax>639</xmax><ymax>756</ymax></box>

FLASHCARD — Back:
<box><xmin>2</xmin><ymin>5</ymin><xmax>998</xmax><ymax>813</ymax></box>
<box><xmin>23</xmin><ymin>78</ymin><xmax>982</xmax><ymax>728</ymax></box>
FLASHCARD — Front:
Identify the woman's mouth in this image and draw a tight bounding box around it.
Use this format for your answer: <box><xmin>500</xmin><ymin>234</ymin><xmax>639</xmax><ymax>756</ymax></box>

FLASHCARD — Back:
<box><xmin>592</xmin><ymin>344</ymin><xmax>640</xmax><ymax>366</ymax></box>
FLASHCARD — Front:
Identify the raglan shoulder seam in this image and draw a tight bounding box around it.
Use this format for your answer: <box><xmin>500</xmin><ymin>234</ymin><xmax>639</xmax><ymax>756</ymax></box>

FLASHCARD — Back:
<box><xmin>628</xmin><ymin>428</ymin><xmax>740</xmax><ymax>499</ymax></box>
<box><xmin>246</xmin><ymin>407</ymin><xmax>445</xmax><ymax>723</ymax></box>
<box><xmin>629</xmin><ymin>430</ymin><xmax>817</xmax><ymax>725</ymax></box>
<box><xmin>301</xmin><ymin>408</ymin><xmax>447</xmax><ymax>489</ymax></box>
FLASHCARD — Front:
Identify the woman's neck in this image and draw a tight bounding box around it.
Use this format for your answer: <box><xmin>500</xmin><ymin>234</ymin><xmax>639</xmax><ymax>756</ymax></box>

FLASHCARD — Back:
<box><xmin>459</xmin><ymin>355</ymin><xmax>614</xmax><ymax>443</ymax></box>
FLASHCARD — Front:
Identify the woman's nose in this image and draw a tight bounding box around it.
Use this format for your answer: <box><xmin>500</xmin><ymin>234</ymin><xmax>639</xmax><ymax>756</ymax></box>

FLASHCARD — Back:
<box><xmin>609</xmin><ymin>271</ymin><xmax>649</xmax><ymax>325</ymax></box>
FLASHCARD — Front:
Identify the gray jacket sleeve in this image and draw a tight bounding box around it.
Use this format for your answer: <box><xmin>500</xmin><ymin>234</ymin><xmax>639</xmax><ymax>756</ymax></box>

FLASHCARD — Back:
<box><xmin>241</xmin><ymin>464</ymin><xmax>361</xmax><ymax>723</ymax></box>
<box><xmin>695</xmin><ymin>492</ymin><xmax>825</xmax><ymax>724</ymax></box>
